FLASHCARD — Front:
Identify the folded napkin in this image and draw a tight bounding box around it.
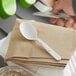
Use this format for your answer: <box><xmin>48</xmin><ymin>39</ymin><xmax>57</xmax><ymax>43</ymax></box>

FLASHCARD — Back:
<box><xmin>5</xmin><ymin>19</ymin><xmax>76</xmax><ymax>69</ymax></box>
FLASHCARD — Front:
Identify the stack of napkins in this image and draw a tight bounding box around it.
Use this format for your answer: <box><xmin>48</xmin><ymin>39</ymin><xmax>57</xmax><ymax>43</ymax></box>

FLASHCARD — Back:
<box><xmin>5</xmin><ymin>19</ymin><xmax>76</xmax><ymax>69</ymax></box>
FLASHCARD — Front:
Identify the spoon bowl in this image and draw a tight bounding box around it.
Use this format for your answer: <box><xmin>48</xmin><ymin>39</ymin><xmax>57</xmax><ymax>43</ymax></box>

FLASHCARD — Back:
<box><xmin>20</xmin><ymin>22</ymin><xmax>37</xmax><ymax>40</ymax></box>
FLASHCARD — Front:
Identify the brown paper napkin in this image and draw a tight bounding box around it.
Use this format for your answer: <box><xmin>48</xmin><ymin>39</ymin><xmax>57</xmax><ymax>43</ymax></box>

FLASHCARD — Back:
<box><xmin>5</xmin><ymin>19</ymin><xmax>76</xmax><ymax>69</ymax></box>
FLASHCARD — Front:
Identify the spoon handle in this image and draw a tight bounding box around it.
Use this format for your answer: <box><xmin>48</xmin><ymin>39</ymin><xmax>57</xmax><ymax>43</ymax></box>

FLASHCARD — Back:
<box><xmin>36</xmin><ymin>38</ymin><xmax>61</xmax><ymax>61</ymax></box>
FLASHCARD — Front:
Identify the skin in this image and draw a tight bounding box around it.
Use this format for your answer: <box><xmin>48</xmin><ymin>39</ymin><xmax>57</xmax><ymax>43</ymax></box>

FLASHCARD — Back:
<box><xmin>52</xmin><ymin>0</ymin><xmax>75</xmax><ymax>16</ymax></box>
<box><xmin>42</xmin><ymin>0</ymin><xmax>55</xmax><ymax>6</ymax></box>
<box><xmin>50</xmin><ymin>0</ymin><xmax>76</xmax><ymax>29</ymax></box>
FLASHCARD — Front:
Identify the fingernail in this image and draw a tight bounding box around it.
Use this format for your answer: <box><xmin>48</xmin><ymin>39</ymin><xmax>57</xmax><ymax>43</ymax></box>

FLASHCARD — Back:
<box><xmin>50</xmin><ymin>18</ymin><xmax>57</xmax><ymax>24</ymax></box>
<box><xmin>69</xmin><ymin>18</ymin><xmax>74</xmax><ymax>24</ymax></box>
<box><xmin>57</xmin><ymin>19</ymin><xmax>65</xmax><ymax>27</ymax></box>
<box><xmin>65</xmin><ymin>18</ymin><xmax>74</xmax><ymax>28</ymax></box>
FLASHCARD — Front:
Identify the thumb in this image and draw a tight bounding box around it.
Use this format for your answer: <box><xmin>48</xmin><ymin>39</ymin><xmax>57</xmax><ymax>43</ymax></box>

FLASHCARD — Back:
<box><xmin>52</xmin><ymin>1</ymin><xmax>62</xmax><ymax>14</ymax></box>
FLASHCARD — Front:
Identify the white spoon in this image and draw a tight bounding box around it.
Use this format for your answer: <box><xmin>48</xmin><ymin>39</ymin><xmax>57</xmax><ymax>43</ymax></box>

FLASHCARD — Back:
<box><xmin>20</xmin><ymin>22</ymin><xmax>61</xmax><ymax>61</ymax></box>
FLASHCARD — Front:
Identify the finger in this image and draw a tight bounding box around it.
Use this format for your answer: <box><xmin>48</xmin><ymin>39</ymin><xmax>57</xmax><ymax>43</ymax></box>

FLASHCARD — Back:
<box><xmin>56</xmin><ymin>18</ymin><xmax>65</xmax><ymax>27</ymax></box>
<box><xmin>72</xmin><ymin>16</ymin><xmax>76</xmax><ymax>29</ymax></box>
<box><xmin>52</xmin><ymin>1</ymin><xmax>62</xmax><ymax>14</ymax></box>
<box><xmin>65</xmin><ymin>18</ymin><xmax>74</xmax><ymax>28</ymax></box>
<box><xmin>72</xmin><ymin>23</ymin><xmax>76</xmax><ymax>29</ymax></box>
<box><xmin>50</xmin><ymin>18</ymin><xmax>57</xmax><ymax>24</ymax></box>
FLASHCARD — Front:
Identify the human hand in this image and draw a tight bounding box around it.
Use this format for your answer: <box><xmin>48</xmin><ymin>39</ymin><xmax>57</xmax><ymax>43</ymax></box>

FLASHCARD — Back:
<box><xmin>52</xmin><ymin>0</ymin><xmax>75</xmax><ymax>16</ymax></box>
<box><xmin>50</xmin><ymin>17</ymin><xmax>76</xmax><ymax>29</ymax></box>
<box><xmin>50</xmin><ymin>0</ymin><xmax>76</xmax><ymax>29</ymax></box>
